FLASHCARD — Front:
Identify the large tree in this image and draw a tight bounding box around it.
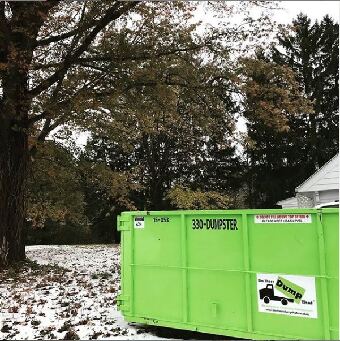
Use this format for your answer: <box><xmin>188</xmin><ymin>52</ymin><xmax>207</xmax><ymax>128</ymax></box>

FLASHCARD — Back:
<box><xmin>81</xmin><ymin>53</ymin><xmax>309</xmax><ymax>215</ymax></box>
<box><xmin>0</xmin><ymin>0</ymin><xmax>279</xmax><ymax>265</ymax></box>
<box><xmin>0</xmin><ymin>0</ymin><xmax>307</xmax><ymax>265</ymax></box>
<box><xmin>0</xmin><ymin>0</ymin><xmax>140</xmax><ymax>265</ymax></box>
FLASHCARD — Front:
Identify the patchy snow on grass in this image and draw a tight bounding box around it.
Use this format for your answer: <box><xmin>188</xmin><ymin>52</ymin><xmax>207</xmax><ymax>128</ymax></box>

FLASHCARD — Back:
<box><xmin>0</xmin><ymin>245</ymin><xmax>167</xmax><ymax>340</ymax></box>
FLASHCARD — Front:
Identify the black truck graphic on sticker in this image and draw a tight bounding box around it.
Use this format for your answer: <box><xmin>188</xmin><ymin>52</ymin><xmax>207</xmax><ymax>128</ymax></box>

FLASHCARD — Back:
<box><xmin>259</xmin><ymin>284</ymin><xmax>294</xmax><ymax>306</ymax></box>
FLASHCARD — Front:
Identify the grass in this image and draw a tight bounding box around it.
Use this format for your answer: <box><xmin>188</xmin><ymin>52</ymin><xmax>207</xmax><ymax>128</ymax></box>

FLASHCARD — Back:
<box><xmin>0</xmin><ymin>258</ymin><xmax>68</xmax><ymax>283</ymax></box>
<box><xmin>91</xmin><ymin>271</ymin><xmax>112</xmax><ymax>280</ymax></box>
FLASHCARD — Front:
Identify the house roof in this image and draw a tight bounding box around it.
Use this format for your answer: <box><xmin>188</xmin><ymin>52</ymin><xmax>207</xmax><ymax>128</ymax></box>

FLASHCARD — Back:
<box><xmin>277</xmin><ymin>196</ymin><xmax>298</xmax><ymax>207</ymax></box>
<box><xmin>296</xmin><ymin>153</ymin><xmax>339</xmax><ymax>193</ymax></box>
<box><xmin>277</xmin><ymin>196</ymin><xmax>298</xmax><ymax>205</ymax></box>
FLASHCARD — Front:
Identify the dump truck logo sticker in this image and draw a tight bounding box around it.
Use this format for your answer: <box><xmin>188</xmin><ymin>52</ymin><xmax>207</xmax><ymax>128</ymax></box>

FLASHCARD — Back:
<box><xmin>255</xmin><ymin>214</ymin><xmax>312</xmax><ymax>223</ymax></box>
<box><xmin>275</xmin><ymin>276</ymin><xmax>305</xmax><ymax>303</ymax></box>
<box><xmin>192</xmin><ymin>218</ymin><xmax>238</xmax><ymax>230</ymax></box>
<box><xmin>134</xmin><ymin>216</ymin><xmax>145</xmax><ymax>229</ymax></box>
<box><xmin>257</xmin><ymin>274</ymin><xmax>317</xmax><ymax>318</ymax></box>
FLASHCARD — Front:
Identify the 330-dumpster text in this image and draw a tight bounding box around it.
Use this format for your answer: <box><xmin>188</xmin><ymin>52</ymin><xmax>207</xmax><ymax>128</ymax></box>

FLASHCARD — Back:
<box><xmin>192</xmin><ymin>218</ymin><xmax>238</xmax><ymax>230</ymax></box>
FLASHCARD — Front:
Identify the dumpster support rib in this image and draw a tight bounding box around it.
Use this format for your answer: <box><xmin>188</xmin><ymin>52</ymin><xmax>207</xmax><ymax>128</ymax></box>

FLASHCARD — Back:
<box><xmin>317</xmin><ymin>211</ymin><xmax>331</xmax><ymax>339</ymax></box>
<box><xmin>242</xmin><ymin>213</ymin><xmax>253</xmax><ymax>333</ymax></box>
<box><xmin>181</xmin><ymin>213</ymin><xmax>189</xmax><ymax>323</ymax></box>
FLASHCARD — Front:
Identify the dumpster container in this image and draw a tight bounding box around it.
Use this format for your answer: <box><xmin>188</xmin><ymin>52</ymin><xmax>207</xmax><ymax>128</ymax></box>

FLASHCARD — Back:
<box><xmin>117</xmin><ymin>208</ymin><xmax>339</xmax><ymax>340</ymax></box>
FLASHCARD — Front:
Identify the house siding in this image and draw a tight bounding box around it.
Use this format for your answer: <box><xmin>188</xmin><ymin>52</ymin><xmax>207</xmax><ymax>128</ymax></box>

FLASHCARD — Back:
<box><xmin>277</xmin><ymin>154</ymin><xmax>339</xmax><ymax>208</ymax></box>
<box><xmin>296</xmin><ymin>154</ymin><xmax>339</xmax><ymax>193</ymax></box>
<box><xmin>319</xmin><ymin>189</ymin><xmax>339</xmax><ymax>203</ymax></box>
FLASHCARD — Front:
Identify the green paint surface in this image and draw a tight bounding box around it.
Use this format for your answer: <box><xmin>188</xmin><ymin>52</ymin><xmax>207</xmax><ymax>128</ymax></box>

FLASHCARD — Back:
<box><xmin>117</xmin><ymin>208</ymin><xmax>339</xmax><ymax>340</ymax></box>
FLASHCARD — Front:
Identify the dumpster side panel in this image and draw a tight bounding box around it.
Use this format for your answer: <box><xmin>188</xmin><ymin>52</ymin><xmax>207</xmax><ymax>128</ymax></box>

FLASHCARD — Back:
<box><xmin>249</xmin><ymin>211</ymin><xmax>324</xmax><ymax>339</ymax></box>
<box><xmin>248</xmin><ymin>213</ymin><xmax>320</xmax><ymax>275</ymax></box>
<box><xmin>186</xmin><ymin>213</ymin><xmax>243</xmax><ymax>269</ymax></box>
<box><xmin>119</xmin><ymin>209</ymin><xmax>339</xmax><ymax>340</ymax></box>
<box><xmin>187</xmin><ymin>271</ymin><xmax>247</xmax><ymax>330</ymax></box>
<box><xmin>132</xmin><ymin>214</ymin><xmax>183</xmax><ymax>321</ymax></box>
<box><xmin>134</xmin><ymin>215</ymin><xmax>182</xmax><ymax>266</ymax></box>
<box><xmin>185</xmin><ymin>213</ymin><xmax>247</xmax><ymax>330</ymax></box>
<box><xmin>134</xmin><ymin>267</ymin><xmax>183</xmax><ymax>320</ymax></box>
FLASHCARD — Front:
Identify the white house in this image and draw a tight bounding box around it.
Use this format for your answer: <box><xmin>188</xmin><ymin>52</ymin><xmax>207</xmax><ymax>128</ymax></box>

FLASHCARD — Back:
<box><xmin>276</xmin><ymin>196</ymin><xmax>299</xmax><ymax>208</ymax></box>
<box><xmin>277</xmin><ymin>153</ymin><xmax>339</xmax><ymax>208</ymax></box>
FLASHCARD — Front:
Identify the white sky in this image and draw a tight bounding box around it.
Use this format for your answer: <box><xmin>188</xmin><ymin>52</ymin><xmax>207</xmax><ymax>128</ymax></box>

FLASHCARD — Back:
<box><xmin>234</xmin><ymin>0</ymin><xmax>339</xmax><ymax>133</ymax></box>
<box><xmin>277</xmin><ymin>1</ymin><xmax>339</xmax><ymax>23</ymax></box>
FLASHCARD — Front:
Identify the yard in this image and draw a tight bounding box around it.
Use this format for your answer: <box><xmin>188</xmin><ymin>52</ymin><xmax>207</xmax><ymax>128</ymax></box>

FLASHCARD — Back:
<box><xmin>0</xmin><ymin>245</ymin><xmax>164</xmax><ymax>340</ymax></box>
<box><xmin>0</xmin><ymin>245</ymin><xmax>227</xmax><ymax>340</ymax></box>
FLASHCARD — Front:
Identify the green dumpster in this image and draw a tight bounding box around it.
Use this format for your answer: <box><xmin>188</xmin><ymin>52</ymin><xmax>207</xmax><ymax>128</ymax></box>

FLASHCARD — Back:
<box><xmin>117</xmin><ymin>208</ymin><xmax>339</xmax><ymax>340</ymax></box>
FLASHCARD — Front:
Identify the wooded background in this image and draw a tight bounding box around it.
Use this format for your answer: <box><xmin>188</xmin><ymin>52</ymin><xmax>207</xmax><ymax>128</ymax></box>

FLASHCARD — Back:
<box><xmin>0</xmin><ymin>1</ymin><xmax>338</xmax><ymax>262</ymax></box>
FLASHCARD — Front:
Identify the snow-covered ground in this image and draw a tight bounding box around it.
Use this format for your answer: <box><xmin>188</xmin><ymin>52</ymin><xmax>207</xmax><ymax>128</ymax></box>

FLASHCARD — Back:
<box><xmin>0</xmin><ymin>245</ymin><xmax>167</xmax><ymax>340</ymax></box>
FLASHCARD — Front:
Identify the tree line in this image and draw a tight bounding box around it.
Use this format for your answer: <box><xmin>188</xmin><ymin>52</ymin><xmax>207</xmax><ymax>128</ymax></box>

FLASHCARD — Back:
<box><xmin>0</xmin><ymin>1</ymin><xmax>338</xmax><ymax>264</ymax></box>
<box><xmin>27</xmin><ymin>12</ymin><xmax>338</xmax><ymax>245</ymax></box>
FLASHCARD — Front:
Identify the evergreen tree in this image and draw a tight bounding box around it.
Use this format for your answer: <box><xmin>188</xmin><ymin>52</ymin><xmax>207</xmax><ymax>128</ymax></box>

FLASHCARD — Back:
<box><xmin>244</xmin><ymin>14</ymin><xmax>339</xmax><ymax>208</ymax></box>
<box><xmin>272</xmin><ymin>13</ymin><xmax>339</xmax><ymax>167</ymax></box>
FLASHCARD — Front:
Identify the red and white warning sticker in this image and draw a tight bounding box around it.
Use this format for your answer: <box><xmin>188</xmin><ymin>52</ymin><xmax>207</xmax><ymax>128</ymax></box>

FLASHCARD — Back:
<box><xmin>255</xmin><ymin>214</ymin><xmax>312</xmax><ymax>224</ymax></box>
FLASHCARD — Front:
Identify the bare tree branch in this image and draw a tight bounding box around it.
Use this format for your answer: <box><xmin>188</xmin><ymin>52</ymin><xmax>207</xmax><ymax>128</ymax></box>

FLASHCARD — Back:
<box><xmin>29</xmin><ymin>1</ymin><xmax>140</xmax><ymax>98</ymax></box>
<box><xmin>35</xmin><ymin>17</ymin><xmax>101</xmax><ymax>47</ymax></box>
<box><xmin>31</xmin><ymin>43</ymin><xmax>204</xmax><ymax>70</ymax></box>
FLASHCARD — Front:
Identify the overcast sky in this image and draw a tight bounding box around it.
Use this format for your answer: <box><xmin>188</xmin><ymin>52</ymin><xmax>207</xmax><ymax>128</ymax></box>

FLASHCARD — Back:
<box><xmin>233</xmin><ymin>1</ymin><xmax>339</xmax><ymax>134</ymax></box>
<box><xmin>278</xmin><ymin>1</ymin><xmax>339</xmax><ymax>23</ymax></box>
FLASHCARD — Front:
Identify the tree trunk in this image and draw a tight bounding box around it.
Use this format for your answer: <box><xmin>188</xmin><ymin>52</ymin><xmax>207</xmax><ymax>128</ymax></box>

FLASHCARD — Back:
<box><xmin>0</xmin><ymin>2</ymin><xmax>55</xmax><ymax>267</ymax></box>
<box><xmin>0</xmin><ymin>126</ymin><xmax>28</xmax><ymax>266</ymax></box>
<box><xmin>0</xmin><ymin>14</ymin><xmax>31</xmax><ymax>266</ymax></box>
<box><xmin>0</xmin><ymin>59</ymin><xmax>30</xmax><ymax>267</ymax></box>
